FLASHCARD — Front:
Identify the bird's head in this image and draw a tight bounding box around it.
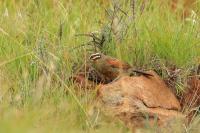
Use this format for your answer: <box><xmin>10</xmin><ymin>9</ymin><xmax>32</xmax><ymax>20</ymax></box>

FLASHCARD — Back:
<box><xmin>89</xmin><ymin>53</ymin><xmax>102</xmax><ymax>61</ymax></box>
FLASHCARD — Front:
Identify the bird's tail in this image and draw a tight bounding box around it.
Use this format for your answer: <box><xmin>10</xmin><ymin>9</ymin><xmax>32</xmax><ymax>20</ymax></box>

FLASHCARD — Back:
<box><xmin>130</xmin><ymin>69</ymin><xmax>153</xmax><ymax>77</ymax></box>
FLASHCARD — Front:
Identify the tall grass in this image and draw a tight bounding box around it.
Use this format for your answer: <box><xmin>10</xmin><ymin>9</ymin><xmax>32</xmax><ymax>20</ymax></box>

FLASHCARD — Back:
<box><xmin>0</xmin><ymin>0</ymin><xmax>200</xmax><ymax>132</ymax></box>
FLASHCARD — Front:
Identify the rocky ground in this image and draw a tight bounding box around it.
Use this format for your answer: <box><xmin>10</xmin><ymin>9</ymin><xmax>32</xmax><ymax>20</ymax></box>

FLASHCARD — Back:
<box><xmin>72</xmin><ymin>54</ymin><xmax>200</xmax><ymax>132</ymax></box>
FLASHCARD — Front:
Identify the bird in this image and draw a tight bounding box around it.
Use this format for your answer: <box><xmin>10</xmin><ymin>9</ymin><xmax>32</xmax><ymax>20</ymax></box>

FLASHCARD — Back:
<box><xmin>89</xmin><ymin>53</ymin><xmax>153</xmax><ymax>83</ymax></box>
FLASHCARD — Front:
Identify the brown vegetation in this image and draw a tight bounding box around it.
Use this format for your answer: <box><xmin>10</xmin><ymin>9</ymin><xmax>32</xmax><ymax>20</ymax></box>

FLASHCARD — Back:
<box><xmin>180</xmin><ymin>76</ymin><xmax>200</xmax><ymax>123</ymax></box>
<box><xmin>170</xmin><ymin>0</ymin><xmax>196</xmax><ymax>18</ymax></box>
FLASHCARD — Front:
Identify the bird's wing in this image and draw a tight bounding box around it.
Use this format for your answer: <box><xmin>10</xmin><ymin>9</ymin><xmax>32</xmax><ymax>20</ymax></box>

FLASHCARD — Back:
<box><xmin>106</xmin><ymin>58</ymin><xmax>131</xmax><ymax>69</ymax></box>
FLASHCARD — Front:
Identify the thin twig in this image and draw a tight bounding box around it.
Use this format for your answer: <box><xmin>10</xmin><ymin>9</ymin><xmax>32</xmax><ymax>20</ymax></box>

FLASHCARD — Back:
<box><xmin>140</xmin><ymin>0</ymin><xmax>147</xmax><ymax>14</ymax></box>
<box><xmin>115</xmin><ymin>5</ymin><xmax>128</xmax><ymax>16</ymax></box>
<box><xmin>131</xmin><ymin>0</ymin><xmax>135</xmax><ymax>20</ymax></box>
<box><xmin>75</xmin><ymin>33</ymin><xmax>102</xmax><ymax>42</ymax></box>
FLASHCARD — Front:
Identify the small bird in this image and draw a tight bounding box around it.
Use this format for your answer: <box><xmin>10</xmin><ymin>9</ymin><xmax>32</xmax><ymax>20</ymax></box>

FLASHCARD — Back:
<box><xmin>89</xmin><ymin>53</ymin><xmax>153</xmax><ymax>82</ymax></box>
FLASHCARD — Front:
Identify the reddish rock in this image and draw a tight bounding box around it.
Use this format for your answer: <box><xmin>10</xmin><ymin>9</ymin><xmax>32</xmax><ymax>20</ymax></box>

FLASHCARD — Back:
<box><xmin>98</xmin><ymin>71</ymin><xmax>184</xmax><ymax>130</ymax></box>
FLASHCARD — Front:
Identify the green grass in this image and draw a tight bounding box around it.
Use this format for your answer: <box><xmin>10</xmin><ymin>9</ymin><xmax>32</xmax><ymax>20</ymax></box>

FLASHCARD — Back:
<box><xmin>0</xmin><ymin>0</ymin><xmax>200</xmax><ymax>132</ymax></box>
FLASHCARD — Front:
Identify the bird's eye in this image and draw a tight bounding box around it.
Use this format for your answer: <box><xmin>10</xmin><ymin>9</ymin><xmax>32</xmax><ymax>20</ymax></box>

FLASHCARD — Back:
<box><xmin>89</xmin><ymin>53</ymin><xmax>101</xmax><ymax>61</ymax></box>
